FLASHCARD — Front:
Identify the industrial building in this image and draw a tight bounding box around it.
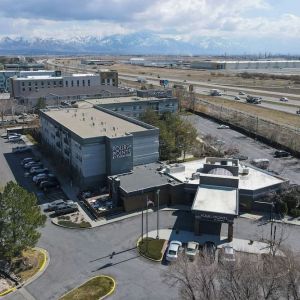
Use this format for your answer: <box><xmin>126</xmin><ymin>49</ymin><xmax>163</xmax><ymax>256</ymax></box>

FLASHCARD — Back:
<box><xmin>81</xmin><ymin>59</ymin><xmax>114</xmax><ymax>66</ymax></box>
<box><xmin>109</xmin><ymin>157</ymin><xmax>287</xmax><ymax>239</ymax></box>
<box><xmin>191</xmin><ymin>60</ymin><xmax>300</xmax><ymax>70</ymax></box>
<box><xmin>4</xmin><ymin>63</ymin><xmax>45</xmax><ymax>71</ymax></box>
<box><xmin>82</xmin><ymin>95</ymin><xmax>178</xmax><ymax>119</ymax></box>
<box><xmin>40</xmin><ymin>106</ymin><xmax>159</xmax><ymax>188</ymax></box>
<box><xmin>0</xmin><ymin>70</ymin><xmax>57</xmax><ymax>92</ymax></box>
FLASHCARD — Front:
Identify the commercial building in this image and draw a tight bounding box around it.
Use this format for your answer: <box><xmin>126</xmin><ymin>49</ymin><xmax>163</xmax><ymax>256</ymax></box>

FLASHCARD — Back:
<box><xmin>40</xmin><ymin>106</ymin><xmax>159</xmax><ymax>188</ymax></box>
<box><xmin>4</xmin><ymin>63</ymin><xmax>45</xmax><ymax>71</ymax></box>
<box><xmin>109</xmin><ymin>157</ymin><xmax>287</xmax><ymax>239</ymax></box>
<box><xmin>81</xmin><ymin>59</ymin><xmax>114</xmax><ymax>66</ymax></box>
<box><xmin>191</xmin><ymin>60</ymin><xmax>300</xmax><ymax>70</ymax></box>
<box><xmin>0</xmin><ymin>70</ymin><xmax>57</xmax><ymax>92</ymax></box>
<box><xmin>97</xmin><ymin>69</ymin><xmax>118</xmax><ymax>86</ymax></box>
<box><xmin>82</xmin><ymin>94</ymin><xmax>178</xmax><ymax>119</ymax></box>
<box><xmin>10</xmin><ymin>72</ymin><xmax>122</xmax><ymax>107</ymax></box>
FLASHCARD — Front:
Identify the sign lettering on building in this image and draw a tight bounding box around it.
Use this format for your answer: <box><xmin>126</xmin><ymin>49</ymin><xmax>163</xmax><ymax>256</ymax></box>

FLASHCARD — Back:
<box><xmin>112</xmin><ymin>144</ymin><xmax>132</xmax><ymax>159</ymax></box>
<box><xmin>198</xmin><ymin>213</ymin><xmax>229</xmax><ymax>223</ymax></box>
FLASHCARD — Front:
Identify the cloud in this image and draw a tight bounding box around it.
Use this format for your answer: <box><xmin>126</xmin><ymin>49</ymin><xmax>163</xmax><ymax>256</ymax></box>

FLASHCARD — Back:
<box><xmin>0</xmin><ymin>0</ymin><xmax>298</xmax><ymax>43</ymax></box>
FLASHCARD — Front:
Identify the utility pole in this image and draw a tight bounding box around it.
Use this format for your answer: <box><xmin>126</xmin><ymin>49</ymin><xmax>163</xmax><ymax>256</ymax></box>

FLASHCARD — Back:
<box><xmin>146</xmin><ymin>196</ymin><xmax>149</xmax><ymax>253</ymax></box>
<box><xmin>156</xmin><ymin>189</ymin><xmax>160</xmax><ymax>239</ymax></box>
<box><xmin>141</xmin><ymin>190</ymin><xmax>144</xmax><ymax>243</ymax></box>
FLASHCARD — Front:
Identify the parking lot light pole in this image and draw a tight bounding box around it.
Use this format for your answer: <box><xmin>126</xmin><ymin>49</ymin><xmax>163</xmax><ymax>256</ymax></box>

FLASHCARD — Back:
<box><xmin>156</xmin><ymin>189</ymin><xmax>160</xmax><ymax>240</ymax></box>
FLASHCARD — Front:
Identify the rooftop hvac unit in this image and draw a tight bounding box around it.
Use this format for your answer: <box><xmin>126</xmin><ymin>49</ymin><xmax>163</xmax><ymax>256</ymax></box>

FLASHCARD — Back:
<box><xmin>239</xmin><ymin>167</ymin><xmax>249</xmax><ymax>175</ymax></box>
<box><xmin>191</xmin><ymin>172</ymin><xmax>200</xmax><ymax>180</ymax></box>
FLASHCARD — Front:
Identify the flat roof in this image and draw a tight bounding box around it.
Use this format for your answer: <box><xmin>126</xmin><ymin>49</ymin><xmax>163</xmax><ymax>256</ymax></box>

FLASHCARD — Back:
<box><xmin>85</xmin><ymin>96</ymin><xmax>173</xmax><ymax>106</ymax></box>
<box><xmin>192</xmin><ymin>185</ymin><xmax>238</xmax><ymax>215</ymax></box>
<box><xmin>165</xmin><ymin>159</ymin><xmax>285</xmax><ymax>191</ymax></box>
<box><xmin>15</xmin><ymin>76</ymin><xmax>62</xmax><ymax>80</ymax></box>
<box><xmin>41</xmin><ymin>107</ymin><xmax>148</xmax><ymax>139</ymax></box>
<box><xmin>113</xmin><ymin>163</ymin><xmax>180</xmax><ymax>194</ymax></box>
<box><xmin>193</xmin><ymin>60</ymin><xmax>300</xmax><ymax>64</ymax></box>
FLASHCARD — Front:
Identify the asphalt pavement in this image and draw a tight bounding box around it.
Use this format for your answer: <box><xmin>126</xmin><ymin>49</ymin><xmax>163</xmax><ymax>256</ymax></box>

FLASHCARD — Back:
<box><xmin>182</xmin><ymin>114</ymin><xmax>300</xmax><ymax>185</ymax></box>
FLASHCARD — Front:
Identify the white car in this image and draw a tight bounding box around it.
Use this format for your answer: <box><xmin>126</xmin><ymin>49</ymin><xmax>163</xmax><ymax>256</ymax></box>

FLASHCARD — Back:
<box><xmin>280</xmin><ymin>97</ymin><xmax>288</xmax><ymax>102</ymax></box>
<box><xmin>217</xmin><ymin>125</ymin><xmax>230</xmax><ymax>129</ymax></box>
<box><xmin>46</xmin><ymin>200</ymin><xmax>76</xmax><ymax>211</ymax></box>
<box><xmin>239</xmin><ymin>91</ymin><xmax>246</xmax><ymax>95</ymax></box>
<box><xmin>219</xmin><ymin>245</ymin><xmax>236</xmax><ymax>263</ymax></box>
<box><xmin>166</xmin><ymin>241</ymin><xmax>182</xmax><ymax>262</ymax></box>
<box><xmin>185</xmin><ymin>241</ymin><xmax>199</xmax><ymax>260</ymax></box>
<box><xmin>234</xmin><ymin>96</ymin><xmax>241</xmax><ymax>100</ymax></box>
<box><xmin>8</xmin><ymin>135</ymin><xmax>22</xmax><ymax>142</ymax></box>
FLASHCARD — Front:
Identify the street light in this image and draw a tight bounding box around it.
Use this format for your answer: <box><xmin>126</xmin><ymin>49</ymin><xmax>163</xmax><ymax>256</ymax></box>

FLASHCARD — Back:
<box><xmin>156</xmin><ymin>189</ymin><xmax>160</xmax><ymax>239</ymax></box>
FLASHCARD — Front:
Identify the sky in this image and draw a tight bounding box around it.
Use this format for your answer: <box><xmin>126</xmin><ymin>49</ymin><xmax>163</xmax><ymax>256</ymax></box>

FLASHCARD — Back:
<box><xmin>0</xmin><ymin>0</ymin><xmax>299</xmax><ymax>42</ymax></box>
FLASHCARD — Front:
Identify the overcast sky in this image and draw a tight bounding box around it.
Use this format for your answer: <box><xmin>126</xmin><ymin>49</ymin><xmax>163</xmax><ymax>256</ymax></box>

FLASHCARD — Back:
<box><xmin>0</xmin><ymin>0</ymin><xmax>299</xmax><ymax>41</ymax></box>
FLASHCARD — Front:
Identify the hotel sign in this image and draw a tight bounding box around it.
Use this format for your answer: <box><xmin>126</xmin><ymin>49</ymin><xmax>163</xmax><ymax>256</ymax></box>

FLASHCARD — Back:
<box><xmin>112</xmin><ymin>144</ymin><xmax>132</xmax><ymax>159</ymax></box>
<box><xmin>198</xmin><ymin>213</ymin><xmax>230</xmax><ymax>223</ymax></box>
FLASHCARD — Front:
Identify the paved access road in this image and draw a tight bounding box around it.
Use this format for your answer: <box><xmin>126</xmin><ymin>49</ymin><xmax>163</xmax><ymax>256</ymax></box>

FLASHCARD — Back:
<box><xmin>183</xmin><ymin>114</ymin><xmax>300</xmax><ymax>185</ymax></box>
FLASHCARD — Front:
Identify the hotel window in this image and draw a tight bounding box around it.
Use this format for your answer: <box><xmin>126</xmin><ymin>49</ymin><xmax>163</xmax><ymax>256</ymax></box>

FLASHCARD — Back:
<box><xmin>22</xmin><ymin>82</ymin><xmax>25</xmax><ymax>87</ymax></box>
<box><xmin>82</xmin><ymin>80</ymin><xmax>85</xmax><ymax>86</ymax></box>
<box><xmin>66</xmin><ymin>81</ymin><xmax>68</xmax><ymax>87</ymax></box>
<box><xmin>28</xmin><ymin>82</ymin><xmax>31</xmax><ymax>86</ymax></box>
<box><xmin>35</xmin><ymin>81</ymin><xmax>38</xmax><ymax>86</ymax></box>
<box><xmin>71</xmin><ymin>80</ymin><xmax>74</xmax><ymax>87</ymax></box>
<box><xmin>77</xmin><ymin>80</ymin><xmax>79</xmax><ymax>87</ymax></box>
<box><xmin>88</xmin><ymin>80</ymin><xmax>90</xmax><ymax>86</ymax></box>
<box><xmin>59</xmin><ymin>80</ymin><xmax>62</xmax><ymax>86</ymax></box>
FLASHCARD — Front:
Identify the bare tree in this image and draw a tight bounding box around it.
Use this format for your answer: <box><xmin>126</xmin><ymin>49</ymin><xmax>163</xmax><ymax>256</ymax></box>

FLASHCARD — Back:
<box><xmin>162</xmin><ymin>253</ymin><xmax>218</xmax><ymax>300</ymax></box>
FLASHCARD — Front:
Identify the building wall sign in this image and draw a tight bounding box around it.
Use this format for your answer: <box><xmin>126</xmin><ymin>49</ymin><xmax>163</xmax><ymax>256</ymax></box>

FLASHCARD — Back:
<box><xmin>112</xmin><ymin>144</ymin><xmax>132</xmax><ymax>159</ymax></box>
<box><xmin>198</xmin><ymin>213</ymin><xmax>230</xmax><ymax>223</ymax></box>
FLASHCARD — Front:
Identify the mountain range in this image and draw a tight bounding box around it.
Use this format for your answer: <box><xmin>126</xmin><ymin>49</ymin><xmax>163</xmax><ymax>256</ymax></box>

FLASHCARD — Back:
<box><xmin>0</xmin><ymin>32</ymin><xmax>298</xmax><ymax>55</ymax></box>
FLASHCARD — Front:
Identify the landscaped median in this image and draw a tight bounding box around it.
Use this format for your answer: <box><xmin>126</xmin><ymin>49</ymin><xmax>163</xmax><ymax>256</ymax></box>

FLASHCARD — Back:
<box><xmin>59</xmin><ymin>275</ymin><xmax>115</xmax><ymax>300</ymax></box>
<box><xmin>137</xmin><ymin>237</ymin><xmax>167</xmax><ymax>262</ymax></box>
<box><xmin>52</xmin><ymin>212</ymin><xmax>92</xmax><ymax>229</ymax></box>
<box><xmin>0</xmin><ymin>248</ymin><xmax>48</xmax><ymax>297</ymax></box>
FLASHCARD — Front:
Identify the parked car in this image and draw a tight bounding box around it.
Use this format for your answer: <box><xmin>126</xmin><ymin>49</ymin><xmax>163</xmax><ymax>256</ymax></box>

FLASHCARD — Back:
<box><xmin>35</xmin><ymin>174</ymin><xmax>56</xmax><ymax>185</ymax></box>
<box><xmin>274</xmin><ymin>150</ymin><xmax>290</xmax><ymax>158</ymax></box>
<box><xmin>239</xmin><ymin>91</ymin><xmax>246</xmax><ymax>95</ymax></box>
<box><xmin>21</xmin><ymin>157</ymin><xmax>38</xmax><ymax>166</ymax></box>
<box><xmin>45</xmin><ymin>199</ymin><xmax>76</xmax><ymax>212</ymax></box>
<box><xmin>218</xmin><ymin>124</ymin><xmax>230</xmax><ymax>129</ymax></box>
<box><xmin>8</xmin><ymin>135</ymin><xmax>22</xmax><ymax>142</ymax></box>
<box><xmin>166</xmin><ymin>241</ymin><xmax>182</xmax><ymax>262</ymax></box>
<box><xmin>202</xmin><ymin>241</ymin><xmax>216</xmax><ymax>263</ymax></box>
<box><xmin>185</xmin><ymin>241</ymin><xmax>199</xmax><ymax>261</ymax></box>
<box><xmin>29</xmin><ymin>167</ymin><xmax>49</xmax><ymax>175</ymax></box>
<box><xmin>232</xmin><ymin>154</ymin><xmax>248</xmax><ymax>161</ymax></box>
<box><xmin>40</xmin><ymin>179</ymin><xmax>60</xmax><ymax>191</ymax></box>
<box><xmin>234</xmin><ymin>96</ymin><xmax>241</xmax><ymax>100</ymax></box>
<box><xmin>50</xmin><ymin>205</ymin><xmax>78</xmax><ymax>217</ymax></box>
<box><xmin>8</xmin><ymin>132</ymin><xmax>21</xmax><ymax>137</ymax></box>
<box><xmin>12</xmin><ymin>146</ymin><xmax>31</xmax><ymax>153</ymax></box>
<box><xmin>24</xmin><ymin>161</ymin><xmax>43</xmax><ymax>169</ymax></box>
<box><xmin>33</xmin><ymin>173</ymin><xmax>54</xmax><ymax>183</ymax></box>
<box><xmin>219</xmin><ymin>245</ymin><xmax>236</xmax><ymax>263</ymax></box>
<box><xmin>280</xmin><ymin>97</ymin><xmax>289</xmax><ymax>102</ymax></box>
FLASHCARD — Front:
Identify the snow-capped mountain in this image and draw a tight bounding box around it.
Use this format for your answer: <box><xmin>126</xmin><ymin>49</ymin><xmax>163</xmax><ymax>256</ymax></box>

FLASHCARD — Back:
<box><xmin>0</xmin><ymin>32</ymin><xmax>297</xmax><ymax>55</ymax></box>
<box><xmin>0</xmin><ymin>32</ymin><xmax>245</xmax><ymax>55</ymax></box>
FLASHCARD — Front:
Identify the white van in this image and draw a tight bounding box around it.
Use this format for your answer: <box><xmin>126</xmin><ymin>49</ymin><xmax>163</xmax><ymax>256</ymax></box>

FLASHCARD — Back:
<box><xmin>251</xmin><ymin>158</ymin><xmax>270</xmax><ymax>170</ymax></box>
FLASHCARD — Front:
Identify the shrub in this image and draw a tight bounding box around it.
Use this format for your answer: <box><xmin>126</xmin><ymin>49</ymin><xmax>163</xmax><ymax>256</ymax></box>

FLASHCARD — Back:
<box><xmin>290</xmin><ymin>209</ymin><xmax>300</xmax><ymax>218</ymax></box>
<box><xmin>276</xmin><ymin>200</ymin><xmax>288</xmax><ymax>216</ymax></box>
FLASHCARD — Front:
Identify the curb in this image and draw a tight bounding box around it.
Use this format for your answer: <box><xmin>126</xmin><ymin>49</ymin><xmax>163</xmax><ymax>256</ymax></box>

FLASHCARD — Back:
<box><xmin>59</xmin><ymin>275</ymin><xmax>116</xmax><ymax>300</ymax></box>
<box><xmin>136</xmin><ymin>237</ymin><xmax>166</xmax><ymax>263</ymax></box>
<box><xmin>51</xmin><ymin>219</ymin><xmax>92</xmax><ymax>230</ymax></box>
<box><xmin>0</xmin><ymin>247</ymin><xmax>49</xmax><ymax>297</ymax></box>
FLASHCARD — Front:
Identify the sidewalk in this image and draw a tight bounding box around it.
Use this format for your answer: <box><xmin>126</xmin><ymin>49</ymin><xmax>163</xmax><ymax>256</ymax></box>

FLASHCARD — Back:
<box><xmin>145</xmin><ymin>229</ymin><xmax>270</xmax><ymax>255</ymax></box>
<box><xmin>239</xmin><ymin>212</ymin><xmax>300</xmax><ymax>226</ymax></box>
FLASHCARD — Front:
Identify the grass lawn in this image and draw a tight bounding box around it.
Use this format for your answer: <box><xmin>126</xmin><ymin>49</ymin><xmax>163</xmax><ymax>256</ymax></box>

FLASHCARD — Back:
<box><xmin>14</xmin><ymin>249</ymin><xmax>45</xmax><ymax>282</ymax></box>
<box><xmin>59</xmin><ymin>276</ymin><xmax>115</xmax><ymax>300</ymax></box>
<box><xmin>138</xmin><ymin>238</ymin><xmax>166</xmax><ymax>261</ymax></box>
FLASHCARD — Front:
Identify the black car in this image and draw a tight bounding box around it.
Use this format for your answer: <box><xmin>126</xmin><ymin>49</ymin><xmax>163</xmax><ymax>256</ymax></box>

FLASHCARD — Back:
<box><xmin>232</xmin><ymin>154</ymin><xmax>248</xmax><ymax>161</ymax></box>
<box><xmin>40</xmin><ymin>179</ymin><xmax>60</xmax><ymax>191</ymax></box>
<box><xmin>274</xmin><ymin>150</ymin><xmax>290</xmax><ymax>158</ymax></box>
<box><xmin>35</xmin><ymin>174</ymin><xmax>56</xmax><ymax>185</ymax></box>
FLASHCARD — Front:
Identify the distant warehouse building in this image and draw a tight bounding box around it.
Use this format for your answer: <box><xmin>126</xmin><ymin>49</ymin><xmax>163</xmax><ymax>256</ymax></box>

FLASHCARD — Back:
<box><xmin>191</xmin><ymin>60</ymin><xmax>300</xmax><ymax>70</ymax></box>
<box><xmin>40</xmin><ymin>106</ymin><xmax>159</xmax><ymax>188</ymax></box>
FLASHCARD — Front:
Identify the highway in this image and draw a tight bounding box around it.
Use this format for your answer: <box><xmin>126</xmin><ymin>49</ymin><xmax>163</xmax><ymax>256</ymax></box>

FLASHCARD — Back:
<box><xmin>182</xmin><ymin>114</ymin><xmax>300</xmax><ymax>185</ymax></box>
<box><xmin>46</xmin><ymin>59</ymin><xmax>300</xmax><ymax>114</ymax></box>
<box><xmin>120</xmin><ymin>75</ymin><xmax>300</xmax><ymax>115</ymax></box>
